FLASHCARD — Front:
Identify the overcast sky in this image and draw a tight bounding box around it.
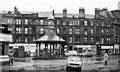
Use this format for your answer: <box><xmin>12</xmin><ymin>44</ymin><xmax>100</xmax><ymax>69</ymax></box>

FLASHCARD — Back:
<box><xmin>0</xmin><ymin>0</ymin><xmax>119</xmax><ymax>14</ymax></box>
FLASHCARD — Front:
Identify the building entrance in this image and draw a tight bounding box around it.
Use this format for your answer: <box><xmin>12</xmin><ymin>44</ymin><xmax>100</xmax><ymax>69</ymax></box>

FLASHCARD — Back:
<box><xmin>0</xmin><ymin>44</ymin><xmax>5</xmax><ymax>55</ymax></box>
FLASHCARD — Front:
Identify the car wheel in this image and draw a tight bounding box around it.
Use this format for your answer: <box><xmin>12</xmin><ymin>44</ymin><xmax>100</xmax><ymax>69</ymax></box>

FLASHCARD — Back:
<box><xmin>66</xmin><ymin>66</ymin><xmax>70</xmax><ymax>71</ymax></box>
<box><xmin>77</xmin><ymin>67</ymin><xmax>82</xmax><ymax>72</ymax></box>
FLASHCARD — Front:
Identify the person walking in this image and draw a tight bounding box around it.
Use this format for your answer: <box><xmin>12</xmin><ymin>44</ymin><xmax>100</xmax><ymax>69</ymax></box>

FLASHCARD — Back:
<box><xmin>104</xmin><ymin>52</ymin><xmax>108</xmax><ymax>65</ymax></box>
<box><xmin>9</xmin><ymin>54</ymin><xmax>13</xmax><ymax>65</ymax></box>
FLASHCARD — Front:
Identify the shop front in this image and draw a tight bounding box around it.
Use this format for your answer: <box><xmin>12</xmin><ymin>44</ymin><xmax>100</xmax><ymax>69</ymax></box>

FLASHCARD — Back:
<box><xmin>74</xmin><ymin>45</ymin><xmax>97</xmax><ymax>56</ymax></box>
<box><xmin>0</xmin><ymin>33</ymin><xmax>12</xmax><ymax>65</ymax></box>
<box><xmin>101</xmin><ymin>45</ymin><xmax>114</xmax><ymax>55</ymax></box>
<box><xmin>113</xmin><ymin>44</ymin><xmax>119</xmax><ymax>55</ymax></box>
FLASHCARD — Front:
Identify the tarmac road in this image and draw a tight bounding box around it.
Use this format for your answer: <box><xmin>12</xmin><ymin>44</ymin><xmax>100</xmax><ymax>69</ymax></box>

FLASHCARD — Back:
<box><xmin>1</xmin><ymin>55</ymin><xmax>120</xmax><ymax>72</ymax></box>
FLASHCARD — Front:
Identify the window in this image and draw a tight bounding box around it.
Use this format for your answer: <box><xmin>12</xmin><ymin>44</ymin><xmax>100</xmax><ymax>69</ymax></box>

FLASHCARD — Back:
<box><xmin>75</xmin><ymin>36</ymin><xmax>79</xmax><ymax>43</ymax></box>
<box><xmin>29</xmin><ymin>27</ymin><xmax>32</xmax><ymax>34</ymax></box>
<box><xmin>57</xmin><ymin>28</ymin><xmax>59</xmax><ymax>34</ymax></box>
<box><xmin>18</xmin><ymin>37</ymin><xmax>21</xmax><ymax>42</ymax></box>
<box><xmin>33</xmin><ymin>37</ymin><xmax>36</xmax><ymax>41</ymax></box>
<box><xmin>8</xmin><ymin>27</ymin><xmax>12</xmax><ymax>31</ymax></box>
<box><xmin>69</xmin><ymin>37</ymin><xmax>73</xmax><ymax>43</ymax></box>
<box><xmin>84</xmin><ymin>29</ymin><xmax>87</xmax><ymax>35</ymax></box>
<box><xmin>91</xmin><ymin>21</ymin><xmax>93</xmax><ymax>26</ymax></box>
<box><xmin>25</xmin><ymin>19</ymin><xmax>28</xmax><ymax>24</ymax></box>
<box><xmin>84</xmin><ymin>20</ymin><xmax>87</xmax><ymax>26</ymax></box>
<box><xmin>57</xmin><ymin>20</ymin><xmax>60</xmax><ymax>25</ymax></box>
<box><xmin>101</xmin><ymin>29</ymin><xmax>104</xmax><ymax>34</ymax></box>
<box><xmin>16</xmin><ymin>38</ymin><xmax>18</xmax><ymax>43</ymax></box>
<box><xmin>75</xmin><ymin>29</ymin><xmax>79</xmax><ymax>34</ymax></box>
<box><xmin>106</xmin><ymin>30</ymin><xmax>109</xmax><ymax>33</ymax></box>
<box><xmin>102</xmin><ymin>22</ymin><xmax>104</xmax><ymax>26</ymax></box>
<box><xmin>69</xmin><ymin>28</ymin><xmax>72</xmax><ymax>34</ymax></box>
<box><xmin>101</xmin><ymin>38</ymin><xmax>104</xmax><ymax>43</ymax></box>
<box><xmin>69</xmin><ymin>21</ymin><xmax>72</xmax><ymax>25</ymax></box>
<box><xmin>77</xmin><ymin>20</ymin><xmax>80</xmax><ymax>25</ymax></box>
<box><xmin>40</xmin><ymin>20</ymin><xmax>43</xmax><ymax>25</ymax></box>
<box><xmin>91</xmin><ymin>37</ymin><xmax>94</xmax><ymax>43</ymax></box>
<box><xmin>107</xmin><ymin>38</ymin><xmax>110</xmax><ymax>42</ymax></box>
<box><xmin>16</xmin><ymin>19</ymin><xmax>21</xmax><ymax>24</ymax></box>
<box><xmin>40</xmin><ymin>28</ymin><xmax>44</xmax><ymax>34</ymax></box>
<box><xmin>63</xmin><ymin>21</ymin><xmax>66</xmax><ymax>25</ymax></box>
<box><xmin>16</xmin><ymin>19</ymin><xmax>19</xmax><ymax>24</ymax></box>
<box><xmin>18</xmin><ymin>28</ymin><xmax>21</xmax><ymax>33</ymax></box>
<box><xmin>25</xmin><ymin>37</ymin><xmax>28</xmax><ymax>43</ymax></box>
<box><xmin>84</xmin><ymin>37</ymin><xmax>87</xmax><ymax>42</ymax></box>
<box><xmin>25</xmin><ymin>27</ymin><xmax>28</xmax><ymax>34</ymax></box>
<box><xmin>91</xmin><ymin>29</ymin><xmax>94</xmax><ymax>34</ymax></box>
<box><xmin>16</xmin><ymin>27</ymin><xmax>19</xmax><ymax>33</ymax></box>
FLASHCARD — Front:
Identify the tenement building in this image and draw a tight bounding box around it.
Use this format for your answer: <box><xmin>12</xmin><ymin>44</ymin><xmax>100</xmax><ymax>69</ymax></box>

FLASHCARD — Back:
<box><xmin>0</xmin><ymin>7</ymin><xmax>119</xmax><ymax>56</ymax></box>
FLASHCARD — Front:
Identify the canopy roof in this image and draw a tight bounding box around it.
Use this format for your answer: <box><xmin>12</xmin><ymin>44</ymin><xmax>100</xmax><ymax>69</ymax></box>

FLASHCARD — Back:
<box><xmin>34</xmin><ymin>34</ymin><xmax>65</xmax><ymax>43</ymax></box>
<box><xmin>34</xmin><ymin>30</ymin><xmax>65</xmax><ymax>43</ymax></box>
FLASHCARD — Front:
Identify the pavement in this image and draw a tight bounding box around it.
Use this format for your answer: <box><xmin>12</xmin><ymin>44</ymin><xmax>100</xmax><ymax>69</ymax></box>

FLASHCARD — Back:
<box><xmin>0</xmin><ymin>55</ymin><xmax>119</xmax><ymax>72</ymax></box>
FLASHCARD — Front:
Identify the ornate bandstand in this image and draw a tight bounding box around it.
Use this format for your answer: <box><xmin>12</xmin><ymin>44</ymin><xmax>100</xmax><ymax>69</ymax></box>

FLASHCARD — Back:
<box><xmin>34</xmin><ymin>15</ymin><xmax>66</xmax><ymax>59</ymax></box>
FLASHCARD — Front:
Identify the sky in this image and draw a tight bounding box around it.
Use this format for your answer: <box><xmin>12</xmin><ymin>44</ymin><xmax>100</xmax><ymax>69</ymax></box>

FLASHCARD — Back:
<box><xmin>0</xmin><ymin>0</ymin><xmax>120</xmax><ymax>14</ymax></box>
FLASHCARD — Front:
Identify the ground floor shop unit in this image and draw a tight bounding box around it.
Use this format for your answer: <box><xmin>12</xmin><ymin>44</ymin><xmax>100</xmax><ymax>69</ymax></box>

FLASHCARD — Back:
<box><xmin>0</xmin><ymin>33</ymin><xmax>12</xmax><ymax>65</ymax></box>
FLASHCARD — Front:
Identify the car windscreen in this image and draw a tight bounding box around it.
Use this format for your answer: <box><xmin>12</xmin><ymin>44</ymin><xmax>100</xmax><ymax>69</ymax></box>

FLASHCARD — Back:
<box><xmin>68</xmin><ymin>56</ymin><xmax>81</xmax><ymax>62</ymax></box>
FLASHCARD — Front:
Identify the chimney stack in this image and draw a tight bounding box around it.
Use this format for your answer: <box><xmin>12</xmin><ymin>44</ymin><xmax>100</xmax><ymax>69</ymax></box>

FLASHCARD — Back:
<box><xmin>118</xmin><ymin>1</ymin><xmax>120</xmax><ymax>10</ymax></box>
<box><xmin>52</xmin><ymin>10</ymin><xmax>55</xmax><ymax>16</ymax></box>
<box><xmin>95</xmin><ymin>8</ymin><xmax>101</xmax><ymax>19</ymax></box>
<box><xmin>63</xmin><ymin>8</ymin><xmax>67</xmax><ymax>18</ymax></box>
<box><xmin>79</xmin><ymin>7</ymin><xmax>85</xmax><ymax>18</ymax></box>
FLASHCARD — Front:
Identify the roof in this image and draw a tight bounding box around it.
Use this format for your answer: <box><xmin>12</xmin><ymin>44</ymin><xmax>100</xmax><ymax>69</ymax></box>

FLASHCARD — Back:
<box><xmin>35</xmin><ymin>34</ymin><xmax>65</xmax><ymax>43</ymax></box>
<box><xmin>0</xmin><ymin>11</ymin><xmax>94</xmax><ymax>18</ymax></box>
<box><xmin>47</xmin><ymin>15</ymin><xmax>54</xmax><ymax>20</ymax></box>
<box><xmin>34</xmin><ymin>30</ymin><xmax>65</xmax><ymax>43</ymax></box>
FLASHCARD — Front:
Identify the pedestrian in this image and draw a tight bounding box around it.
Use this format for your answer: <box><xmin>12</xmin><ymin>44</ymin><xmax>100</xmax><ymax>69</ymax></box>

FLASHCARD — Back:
<box><xmin>104</xmin><ymin>52</ymin><xmax>108</xmax><ymax>65</ymax></box>
<box><xmin>9</xmin><ymin>54</ymin><xmax>13</xmax><ymax>65</ymax></box>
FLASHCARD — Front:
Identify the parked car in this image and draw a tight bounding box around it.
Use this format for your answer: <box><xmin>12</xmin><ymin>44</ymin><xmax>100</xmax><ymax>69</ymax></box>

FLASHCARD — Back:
<box><xmin>66</xmin><ymin>56</ymin><xmax>82</xmax><ymax>71</ymax></box>
<box><xmin>65</xmin><ymin>51</ymin><xmax>78</xmax><ymax>56</ymax></box>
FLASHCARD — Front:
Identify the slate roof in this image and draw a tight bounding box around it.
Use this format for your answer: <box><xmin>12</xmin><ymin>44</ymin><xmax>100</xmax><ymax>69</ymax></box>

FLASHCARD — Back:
<box><xmin>0</xmin><ymin>11</ymin><xmax>94</xmax><ymax>18</ymax></box>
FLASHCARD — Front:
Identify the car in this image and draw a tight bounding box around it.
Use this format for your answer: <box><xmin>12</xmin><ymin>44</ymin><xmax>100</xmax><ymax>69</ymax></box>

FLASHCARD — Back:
<box><xmin>66</xmin><ymin>56</ymin><xmax>82</xmax><ymax>71</ymax></box>
<box><xmin>65</xmin><ymin>51</ymin><xmax>78</xmax><ymax>56</ymax></box>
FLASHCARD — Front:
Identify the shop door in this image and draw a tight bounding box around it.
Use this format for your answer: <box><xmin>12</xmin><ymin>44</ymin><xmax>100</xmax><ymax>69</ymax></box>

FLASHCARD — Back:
<box><xmin>2</xmin><ymin>44</ymin><xmax>5</xmax><ymax>55</ymax></box>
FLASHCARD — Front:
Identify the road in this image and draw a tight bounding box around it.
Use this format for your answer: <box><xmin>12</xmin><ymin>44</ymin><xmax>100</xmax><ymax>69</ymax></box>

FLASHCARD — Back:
<box><xmin>1</xmin><ymin>55</ymin><xmax>120</xmax><ymax>72</ymax></box>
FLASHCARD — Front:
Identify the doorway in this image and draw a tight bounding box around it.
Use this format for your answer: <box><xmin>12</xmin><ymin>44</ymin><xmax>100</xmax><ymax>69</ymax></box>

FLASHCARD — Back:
<box><xmin>2</xmin><ymin>44</ymin><xmax>5</xmax><ymax>55</ymax></box>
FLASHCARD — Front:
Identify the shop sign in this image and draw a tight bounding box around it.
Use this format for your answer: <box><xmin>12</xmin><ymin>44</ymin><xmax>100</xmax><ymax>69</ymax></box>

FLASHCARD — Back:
<box><xmin>114</xmin><ymin>44</ymin><xmax>119</xmax><ymax>49</ymax></box>
<box><xmin>101</xmin><ymin>46</ymin><xmax>113</xmax><ymax>49</ymax></box>
<box><xmin>0</xmin><ymin>33</ymin><xmax>12</xmax><ymax>42</ymax></box>
<box><xmin>13</xmin><ymin>43</ymin><xmax>36</xmax><ymax>52</ymax></box>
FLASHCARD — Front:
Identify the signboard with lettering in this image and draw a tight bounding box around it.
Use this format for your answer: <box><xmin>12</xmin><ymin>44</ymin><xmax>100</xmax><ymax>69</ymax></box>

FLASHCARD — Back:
<box><xmin>101</xmin><ymin>46</ymin><xmax>113</xmax><ymax>49</ymax></box>
<box><xmin>0</xmin><ymin>33</ymin><xmax>12</xmax><ymax>42</ymax></box>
